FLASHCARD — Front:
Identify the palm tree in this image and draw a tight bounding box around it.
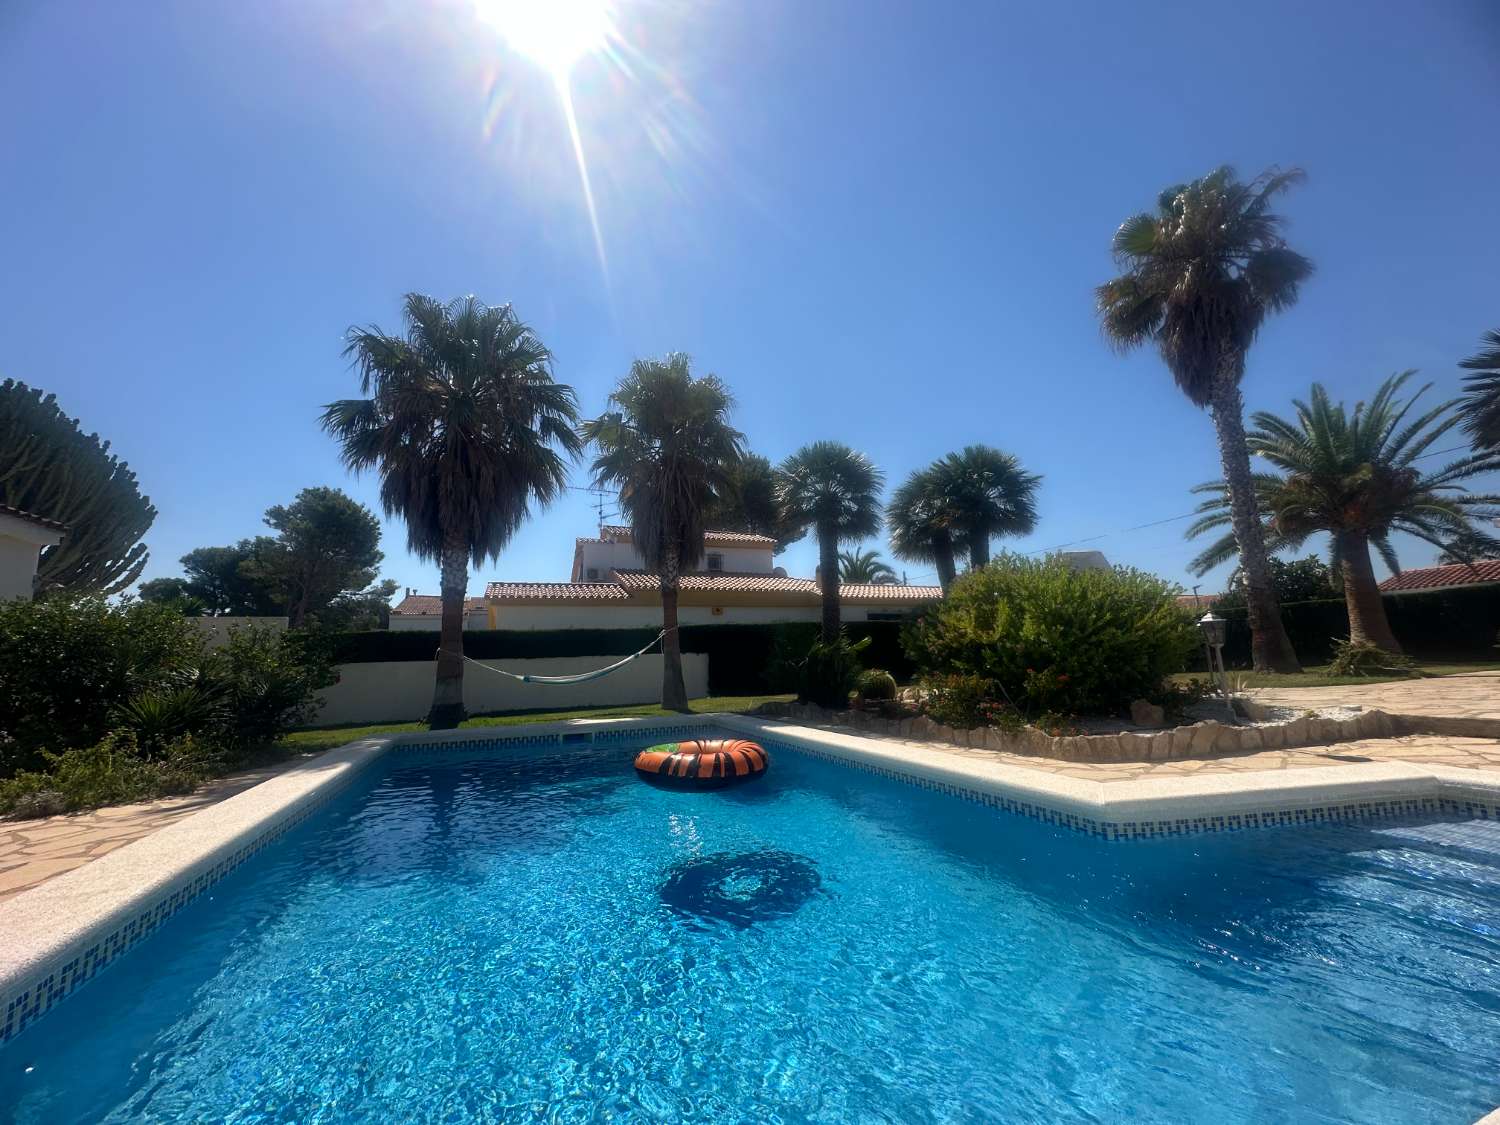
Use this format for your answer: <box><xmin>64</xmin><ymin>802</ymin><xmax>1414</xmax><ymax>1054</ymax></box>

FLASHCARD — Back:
<box><xmin>701</xmin><ymin>452</ymin><xmax>806</xmax><ymax>551</ymax></box>
<box><xmin>777</xmin><ymin>442</ymin><xmax>884</xmax><ymax>640</ymax></box>
<box><xmin>1459</xmin><ymin>328</ymin><xmax>1500</xmax><ymax>453</ymax></box>
<box><xmin>1187</xmin><ymin>372</ymin><xmax>1500</xmax><ymax>652</ymax></box>
<box><xmin>583</xmin><ymin>355</ymin><xmax>744</xmax><ymax>712</ymax></box>
<box><xmin>838</xmin><ymin>548</ymin><xmax>897</xmax><ymax>584</ymax></box>
<box><xmin>931</xmin><ymin>445</ymin><xmax>1040</xmax><ymax>569</ymax></box>
<box><xmin>1098</xmin><ymin>165</ymin><xmax>1313</xmax><ymax>672</ymax></box>
<box><xmin>887</xmin><ymin>466</ymin><xmax>963</xmax><ymax>592</ymax></box>
<box><xmin>322</xmin><ymin>294</ymin><xmax>581</xmax><ymax>728</ymax></box>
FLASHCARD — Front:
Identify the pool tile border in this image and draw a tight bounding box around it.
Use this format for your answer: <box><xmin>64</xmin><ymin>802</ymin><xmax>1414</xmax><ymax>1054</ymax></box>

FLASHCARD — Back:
<box><xmin>3</xmin><ymin>711</ymin><xmax>1499</xmax><ymax>1045</ymax></box>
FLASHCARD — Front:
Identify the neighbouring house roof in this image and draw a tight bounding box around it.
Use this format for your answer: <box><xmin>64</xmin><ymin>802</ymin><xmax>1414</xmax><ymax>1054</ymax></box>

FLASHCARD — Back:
<box><xmin>482</xmin><ymin>582</ymin><xmax>631</xmax><ymax>602</ymax></box>
<box><xmin>613</xmin><ymin>569</ymin><xmax>820</xmax><ymax>595</ymax></box>
<box><xmin>0</xmin><ymin>504</ymin><xmax>67</xmax><ymax>533</ymax></box>
<box><xmin>595</xmin><ymin>525</ymin><xmax>777</xmax><ymax>548</ymax></box>
<box><xmin>1175</xmin><ymin>594</ymin><xmax>1220</xmax><ymax>611</ymax></box>
<box><xmin>838</xmin><ymin>583</ymin><xmax>944</xmax><ymax>602</ymax></box>
<box><xmin>1378</xmin><ymin>560</ymin><xmax>1500</xmax><ymax>594</ymax></box>
<box><xmin>391</xmin><ymin>594</ymin><xmax>488</xmax><ymax>616</ymax></box>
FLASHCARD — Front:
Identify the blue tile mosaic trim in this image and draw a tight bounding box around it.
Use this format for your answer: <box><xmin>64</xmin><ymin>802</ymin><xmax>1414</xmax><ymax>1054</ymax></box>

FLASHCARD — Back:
<box><xmin>760</xmin><ymin>736</ymin><xmax>1496</xmax><ymax>841</ymax></box>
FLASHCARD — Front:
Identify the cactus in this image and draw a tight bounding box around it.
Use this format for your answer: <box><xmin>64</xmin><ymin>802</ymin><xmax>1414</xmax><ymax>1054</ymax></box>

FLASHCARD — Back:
<box><xmin>0</xmin><ymin>380</ymin><xmax>156</xmax><ymax>595</ymax></box>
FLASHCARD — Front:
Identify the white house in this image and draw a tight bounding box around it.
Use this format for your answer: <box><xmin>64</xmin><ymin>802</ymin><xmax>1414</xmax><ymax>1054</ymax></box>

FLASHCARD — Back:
<box><xmin>388</xmin><ymin>590</ymin><xmax>490</xmax><ymax>631</ymax></box>
<box><xmin>393</xmin><ymin>525</ymin><xmax>943</xmax><ymax>631</ymax></box>
<box><xmin>0</xmin><ymin>505</ymin><xmax>65</xmax><ymax>601</ymax></box>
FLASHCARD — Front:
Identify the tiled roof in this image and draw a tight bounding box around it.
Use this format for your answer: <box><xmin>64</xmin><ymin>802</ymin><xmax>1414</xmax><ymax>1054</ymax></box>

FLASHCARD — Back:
<box><xmin>0</xmin><ymin>504</ymin><xmax>67</xmax><ymax>532</ymax></box>
<box><xmin>484</xmin><ymin>581</ymin><xmax>631</xmax><ymax>601</ymax></box>
<box><xmin>838</xmin><ymin>583</ymin><xmax>943</xmax><ymax>602</ymax></box>
<box><xmin>596</xmin><ymin>525</ymin><xmax>776</xmax><ymax>547</ymax></box>
<box><xmin>1378</xmin><ymin>560</ymin><xmax>1500</xmax><ymax>593</ymax></box>
<box><xmin>613</xmin><ymin>570</ymin><xmax>819</xmax><ymax>594</ymax></box>
<box><xmin>391</xmin><ymin>594</ymin><xmax>487</xmax><ymax>616</ymax></box>
<box><xmin>1175</xmin><ymin>594</ymin><xmax>1220</xmax><ymax>610</ymax></box>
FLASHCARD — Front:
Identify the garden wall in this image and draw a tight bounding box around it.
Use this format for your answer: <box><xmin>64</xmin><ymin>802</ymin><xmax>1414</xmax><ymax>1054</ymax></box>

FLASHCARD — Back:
<box><xmin>312</xmin><ymin>654</ymin><xmax>708</xmax><ymax>727</ymax></box>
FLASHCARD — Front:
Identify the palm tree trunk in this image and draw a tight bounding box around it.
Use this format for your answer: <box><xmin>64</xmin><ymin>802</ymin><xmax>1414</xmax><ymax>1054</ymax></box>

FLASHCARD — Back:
<box><xmin>660</xmin><ymin>542</ymin><xmax>690</xmax><ymax>712</ymax></box>
<box><xmin>1208</xmin><ymin>362</ymin><xmax>1301</xmax><ymax>673</ymax></box>
<box><xmin>969</xmin><ymin>520</ymin><xmax>991</xmax><ymax>570</ymax></box>
<box><xmin>1336</xmin><ymin>531</ymin><xmax>1401</xmax><ymax>652</ymax></box>
<box><xmin>819</xmin><ymin>523</ymin><xmax>840</xmax><ymax>641</ymax></box>
<box><xmin>932</xmin><ymin>532</ymin><xmax>957</xmax><ymax>592</ymax></box>
<box><xmin>429</xmin><ymin>534</ymin><xmax>468</xmax><ymax>729</ymax></box>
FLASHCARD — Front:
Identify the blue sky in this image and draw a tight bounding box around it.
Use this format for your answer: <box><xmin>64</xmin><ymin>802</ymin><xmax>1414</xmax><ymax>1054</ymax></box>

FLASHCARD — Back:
<box><xmin>3</xmin><ymin>0</ymin><xmax>1498</xmax><ymax>598</ymax></box>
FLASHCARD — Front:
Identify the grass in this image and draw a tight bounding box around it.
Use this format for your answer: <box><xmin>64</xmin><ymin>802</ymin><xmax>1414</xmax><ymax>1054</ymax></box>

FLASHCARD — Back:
<box><xmin>1170</xmin><ymin>660</ymin><xmax>1500</xmax><ymax>690</ymax></box>
<box><xmin>282</xmin><ymin>694</ymin><xmax>795</xmax><ymax>754</ymax></box>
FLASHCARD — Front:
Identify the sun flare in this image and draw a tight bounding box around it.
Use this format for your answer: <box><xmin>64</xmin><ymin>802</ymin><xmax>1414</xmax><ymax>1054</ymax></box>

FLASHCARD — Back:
<box><xmin>474</xmin><ymin>0</ymin><xmax>612</xmax><ymax>78</ymax></box>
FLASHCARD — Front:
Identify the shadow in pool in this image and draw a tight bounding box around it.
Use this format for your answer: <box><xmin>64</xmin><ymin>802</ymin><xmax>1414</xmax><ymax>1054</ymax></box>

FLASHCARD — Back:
<box><xmin>659</xmin><ymin>849</ymin><xmax>825</xmax><ymax>931</ymax></box>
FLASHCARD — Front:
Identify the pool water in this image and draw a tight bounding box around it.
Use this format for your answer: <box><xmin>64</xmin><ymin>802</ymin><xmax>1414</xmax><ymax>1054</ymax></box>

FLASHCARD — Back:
<box><xmin>4</xmin><ymin>730</ymin><xmax>1500</xmax><ymax>1122</ymax></box>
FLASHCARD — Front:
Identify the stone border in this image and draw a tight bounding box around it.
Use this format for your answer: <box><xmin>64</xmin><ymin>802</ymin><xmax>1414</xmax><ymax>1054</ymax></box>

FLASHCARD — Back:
<box><xmin>4</xmin><ymin>711</ymin><xmax>1499</xmax><ymax>1048</ymax></box>
<box><xmin>752</xmin><ymin>699</ymin><xmax>1499</xmax><ymax>762</ymax></box>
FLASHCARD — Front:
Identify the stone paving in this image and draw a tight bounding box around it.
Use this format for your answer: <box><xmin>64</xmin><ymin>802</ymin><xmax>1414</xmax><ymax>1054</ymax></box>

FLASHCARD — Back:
<box><xmin>2</xmin><ymin>673</ymin><xmax>1498</xmax><ymax>901</ymax></box>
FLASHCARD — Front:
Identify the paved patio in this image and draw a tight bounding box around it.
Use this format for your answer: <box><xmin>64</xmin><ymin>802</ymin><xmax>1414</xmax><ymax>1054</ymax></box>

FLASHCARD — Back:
<box><xmin>1246</xmin><ymin>669</ymin><xmax>1500</xmax><ymax>725</ymax></box>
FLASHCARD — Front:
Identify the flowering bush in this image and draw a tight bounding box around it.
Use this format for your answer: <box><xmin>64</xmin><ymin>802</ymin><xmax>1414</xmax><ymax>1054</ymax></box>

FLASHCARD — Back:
<box><xmin>904</xmin><ymin>555</ymin><xmax>1197</xmax><ymax>717</ymax></box>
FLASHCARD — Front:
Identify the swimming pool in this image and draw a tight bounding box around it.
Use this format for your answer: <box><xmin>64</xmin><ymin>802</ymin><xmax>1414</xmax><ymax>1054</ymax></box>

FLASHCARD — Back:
<box><xmin>3</xmin><ymin>727</ymin><xmax>1499</xmax><ymax>1122</ymax></box>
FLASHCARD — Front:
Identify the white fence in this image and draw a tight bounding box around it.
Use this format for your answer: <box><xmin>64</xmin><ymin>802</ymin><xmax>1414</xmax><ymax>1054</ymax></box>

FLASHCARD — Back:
<box><xmin>310</xmin><ymin>654</ymin><xmax>709</xmax><ymax>727</ymax></box>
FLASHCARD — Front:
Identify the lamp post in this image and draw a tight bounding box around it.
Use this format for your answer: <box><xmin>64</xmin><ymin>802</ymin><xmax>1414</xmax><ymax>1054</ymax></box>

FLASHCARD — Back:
<box><xmin>1196</xmin><ymin>611</ymin><xmax>1235</xmax><ymax>722</ymax></box>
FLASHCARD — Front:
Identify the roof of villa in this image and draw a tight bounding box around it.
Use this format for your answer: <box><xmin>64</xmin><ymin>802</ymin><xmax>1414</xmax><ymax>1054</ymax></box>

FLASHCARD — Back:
<box><xmin>1378</xmin><ymin>559</ymin><xmax>1500</xmax><ymax>594</ymax></box>
<box><xmin>612</xmin><ymin>569</ymin><xmax>821</xmax><ymax>594</ymax></box>
<box><xmin>838</xmin><ymin>583</ymin><xmax>944</xmax><ymax>601</ymax></box>
<box><xmin>593</xmin><ymin>525</ymin><xmax>777</xmax><ymax>547</ymax></box>
<box><xmin>1175</xmin><ymin>593</ymin><xmax>1220</xmax><ymax>611</ymax></box>
<box><xmin>487</xmin><ymin>568</ymin><xmax>943</xmax><ymax>604</ymax></box>
<box><xmin>481</xmin><ymin>581</ymin><xmax>631</xmax><ymax>601</ymax></box>
<box><xmin>0</xmin><ymin>504</ymin><xmax>67</xmax><ymax>532</ymax></box>
<box><xmin>391</xmin><ymin>595</ymin><xmax>488</xmax><ymax>616</ymax></box>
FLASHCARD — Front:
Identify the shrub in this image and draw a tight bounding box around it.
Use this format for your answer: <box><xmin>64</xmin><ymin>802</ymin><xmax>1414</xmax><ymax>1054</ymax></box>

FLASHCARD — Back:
<box><xmin>794</xmin><ymin>633</ymin><xmax>872</xmax><ymax>708</ymax></box>
<box><xmin>1327</xmin><ymin>639</ymin><xmax>1419</xmax><ymax>678</ymax></box>
<box><xmin>0</xmin><ymin>731</ymin><xmax>224</xmax><ymax>817</ymax></box>
<box><xmin>113</xmin><ymin>684</ymin><xmax>227</xmax><ymax>757</ymax></box>
<box><xmin>920</xmin><ymin>673</ymin><xmax>1004</xmax><ymax>728</ymax></box>
<box><xmin>854</xmin><ymin>668</ymin><xmax>897</xmax><ymax>702</ymax></box>
<box><xmin>904</xmin><ymin>555</ymin><xmax>1197</xmax><ymax>717</ymax></box>
<box><xmin>0</xmin><ymin>596</ymin><xmax>204</xmax><ymax>777</ymax></box>
<box><xmin>200</xmin><ymin>627</ymin><xmax>336</xmax><ymax>747</ymax></box>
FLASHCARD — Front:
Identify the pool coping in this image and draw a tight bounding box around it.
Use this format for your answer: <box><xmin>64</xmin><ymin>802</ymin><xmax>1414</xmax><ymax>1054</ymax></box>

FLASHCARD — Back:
<box><xmin>3</xmin><ymin>711</ymin><xmax>1499</xmax><ymax>1045</ymax></box>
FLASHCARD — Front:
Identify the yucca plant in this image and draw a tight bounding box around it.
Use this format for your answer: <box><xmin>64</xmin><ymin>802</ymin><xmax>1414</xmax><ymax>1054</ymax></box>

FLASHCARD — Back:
<box><xmin>1188</xmin><ymin>372</ymin><xmax>1500</xmax><ymax>652</ymax></box>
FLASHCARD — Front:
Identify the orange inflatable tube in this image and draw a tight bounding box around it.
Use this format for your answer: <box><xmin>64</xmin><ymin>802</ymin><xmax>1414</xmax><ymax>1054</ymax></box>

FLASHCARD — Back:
<box><xmin>634</xmin><ymin>739</ymin><xmax>770</xmax><ymax>790</ymax></box>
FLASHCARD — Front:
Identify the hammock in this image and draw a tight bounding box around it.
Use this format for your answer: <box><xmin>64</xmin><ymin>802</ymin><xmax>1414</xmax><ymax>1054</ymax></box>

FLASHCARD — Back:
<box><xmin>447</xmin><ymin>628</ymin><xmax>673</xmax><ymax>686</ymax></box>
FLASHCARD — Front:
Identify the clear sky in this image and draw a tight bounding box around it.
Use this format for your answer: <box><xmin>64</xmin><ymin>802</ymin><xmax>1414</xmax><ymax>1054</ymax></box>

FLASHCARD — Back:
<box><xmin>3</xmin><ymin>0</ymin><xmax>1498</xmax><ymax>598</ymax></box>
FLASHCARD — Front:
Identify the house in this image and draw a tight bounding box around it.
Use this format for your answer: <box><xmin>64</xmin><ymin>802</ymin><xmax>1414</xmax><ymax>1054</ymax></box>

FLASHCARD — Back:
<box><xmin>0</xmin><ymin>505</ymin><xmax>65</xmax><ymax>601</ymax></box>
<box><xmin>1175</xmin><ymin>593</ymin><xmax>1220</xmax><ymax>612</ymax></box>
<box><xmin>1378</xmin><ymin>560</ymin><xmax>1500</xmax><ymax>596</ymax></box>
<box><xmin>479</xmin><ymin>525</ymin><xmax>943</xmax><ymax>630</ymax></box>
<box><xmin>389</xmin><ymin>590</ymin><xmax>489</xmax><ymax>631</ymax></box>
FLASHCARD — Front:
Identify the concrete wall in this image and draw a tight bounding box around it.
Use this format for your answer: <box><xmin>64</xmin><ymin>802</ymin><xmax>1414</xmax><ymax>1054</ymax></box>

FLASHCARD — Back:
<box><xmin>191</xmin><ymin>617</ymin><xmax>288</xmax><ymax>649</ymax></box>
<box><xmin>388</xmin><ymin>612</ymin><xmax>488</xmax><ymax>633</ymax></box>
<box><xmin>0</xmin><ymin>536</ymin><xmax>39</xmax><ymax>601</ymax></box>
<box><xmin>311</xmin><ymin>653</ymin><xmax>710</xmax><ymax>726</ymax></box>
<box><xmin>486</xmin><ymin>603</ymin><xmax>919</xmax><ymax>630</ymax></box>
<box><xmin>575</xmin><ymin>539</ymin><xmax>774</xmax><ymax>580</ymax></box>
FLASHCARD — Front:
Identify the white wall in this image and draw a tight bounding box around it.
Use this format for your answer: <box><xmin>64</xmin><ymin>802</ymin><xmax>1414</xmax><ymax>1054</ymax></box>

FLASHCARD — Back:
<box><xmin>490</xmin><ymin>603</ymin><xmax>917</xmax><ymax>629</ymax></box>
<box><xmin>575</xmin><ymin>539</ymin><xmax>774</xmax><ymax>579</ymax></box>
<box><xmin>191</xmin><ymin>617</ymin><xmax>288</xmax><ymax>649</ymax></box>
<box><xmin>311</xmin><ymin>653</ymin><xmax>710</xmax><ymax>726</ymax></box>
<box><xmin>0</xmin><ymin>536</ymin><xmax>39</xmax><ymax>601</ymax></box>
<box><xmin>389</xmin><ymin>612</ymin><xmax>487</xmax><ymax>633</ymax></box>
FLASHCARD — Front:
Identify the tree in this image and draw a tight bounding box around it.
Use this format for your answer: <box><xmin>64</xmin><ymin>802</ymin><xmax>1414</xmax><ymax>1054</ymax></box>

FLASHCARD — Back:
<box><xmin>261</xmin><ymin>487</ymin><xmax>383</xmax><ymax>628</ymax></box>
<box><xmin>888</xmin><ymin>466</ymin><xmax>964</xmax><ymax>592</ymax></box>
<box><xmin>930</xmin><ymin>445</ymin><xmax>1040</xmax><ymax>568</ymax></box>
<box><xmin>137</xmin><ymin>577</ymin><xmax>208</xmax><ymax>616</ymax></box>
<box><xmin>179</xmin><ymin>542</ymin><xmax>284</xmax><ymax>616</ymax></box>
<box><xmin>1187</xmin><ymin>372</ymin><xmax>1500</xmax><ymax>652</ymax></box>
<box><xmin>583</xmin><ymin>355</ymin><xmax>744</xmax><ymax>711</ymax></box>
<box><xmin>0</xmin><ymin>380</ymin><xmax>156</xmax><ymax>595</ymax></box>
<box><xmin>1218</xmin><ymin>555</ymin><xmax>1339</xmax><ymax>610</ymax></box>
<box><xmin>1097</xmin><ymin>165</ymin><xmax>1312</xmax><ymax>672</ymax></box>
<box><xmin>322</xmin><ymin>294</ymin><xmax>581</xmax><ymax>728</ymax></box>
<box><xmin>701</xmin><ymin>453</ymin><xmax>805</xmax><ymax>552</ymax></box>
<box><xmin>1458</xmin><ymin>328</ymin><xmax>1500</xmax><ymax>453</ymax></box>
<box><xmin>838</xmin><ymin>548</ymin><xmax>897</xmax><ymax>584</ymax></box>
<box><xmin>777</xmin><ymin>442</ymin><xmax>884</xmax><ymax>640</ymax></box>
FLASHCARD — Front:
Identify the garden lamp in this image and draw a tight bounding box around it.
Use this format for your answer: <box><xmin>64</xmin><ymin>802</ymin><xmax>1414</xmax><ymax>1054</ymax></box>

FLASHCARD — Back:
<box><xmin>1196</xmin><ymin>611</ymin><xmax>1235</xmax><ymax>722</ymax></box>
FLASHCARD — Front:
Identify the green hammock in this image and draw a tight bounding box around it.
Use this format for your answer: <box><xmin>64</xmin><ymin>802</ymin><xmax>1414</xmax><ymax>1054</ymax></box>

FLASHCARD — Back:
<box><xmin>449</xmin><ymin>628</ymin><xmax>672</xmax><ymax>686</ymax></box>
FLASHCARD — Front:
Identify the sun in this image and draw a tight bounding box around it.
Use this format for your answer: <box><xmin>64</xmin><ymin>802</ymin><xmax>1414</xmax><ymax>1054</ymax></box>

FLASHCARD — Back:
<box><xmin>474</xmin><ymin>0</ymin><xmax>612</xmax><ymax>78</ymax></box>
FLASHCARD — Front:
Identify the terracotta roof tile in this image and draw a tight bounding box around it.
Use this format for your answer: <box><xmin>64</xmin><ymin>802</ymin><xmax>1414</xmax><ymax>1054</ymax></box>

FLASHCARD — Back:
<box><xmin>837</xmin><ymin>583</ymin><xmax>944</xmax><ymax>602</ymax></box>
<box><xmin>391</xmin><ymin>594</ymin><xmax>487</xmax><ymax>615</ymax></box>
<box><xmin>1175</xmin><ymin>594</ymin><xmax>1221</xmax><ymax>610</ymax></box>
<box><xmin>596</xmin><ymin>525</ymin><xmax>776</xmax><ymax>547</ymax></box>
<box><xmin>0</xmin><ymin>504</ymin><xmax>67</xmax><ymax>532</ymax></box>
<box><xmin>1378</xmin><ymin>560</ymin><xmax>1500</xmax><ymax>593</ymax></box>
<box><xmin>484</xmin><ymin>581</ymin><xmax>630</xmax><ymax>601</ymax></box>
<box><xmin>612</xmin><ymin>570</ymin><xmax>818</xmax><ymax>594</ymax></box>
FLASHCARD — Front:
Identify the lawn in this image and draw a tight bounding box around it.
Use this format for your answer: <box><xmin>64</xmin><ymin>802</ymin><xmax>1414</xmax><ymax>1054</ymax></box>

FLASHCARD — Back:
<box><xmin>1170</xmin><ymin>660</ymin><xmax>1500</xmax><ymax>690</ymax></box>
<box><xmin>282</xmin><ymin>694</ymin><xmax>795</xmax><ymax>754</ymax></box>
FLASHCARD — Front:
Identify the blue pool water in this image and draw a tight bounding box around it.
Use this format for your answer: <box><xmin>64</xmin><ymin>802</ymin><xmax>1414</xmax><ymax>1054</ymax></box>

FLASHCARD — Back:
<box><xmin>4</xmin><ymin>730</ymin><xmax>1500</xmax><ymax>1123</ymax></box>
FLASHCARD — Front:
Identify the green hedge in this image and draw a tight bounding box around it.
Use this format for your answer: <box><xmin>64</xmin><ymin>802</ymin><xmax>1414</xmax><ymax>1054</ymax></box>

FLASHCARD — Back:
<box><xmin>1215</xmin><ymin>583</ymin><xmax>1500</xmax><ymax>667</ymax></box>
<box><xmin>325</xmin><ymin>621</ymin><xmax>915</xmax><ymax>695</ymax></box>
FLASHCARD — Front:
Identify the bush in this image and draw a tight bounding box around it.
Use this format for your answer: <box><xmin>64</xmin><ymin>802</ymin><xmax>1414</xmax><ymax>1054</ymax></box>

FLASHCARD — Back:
<box><xmin>200</xmin><ymin>628</ymin><xmax>336</xmax><ymax>747</ymax></box>
<box><xmin>904</xmin><ymin>555</ymin><xmax>1197</xmax><ymax>717</ymax></box>
<box><xmin>854</xmin><ymin>668</ymin><xmax>897</xmax><ymax>702</ymax></box>
<box><xmin>793</xmin><ymin>633</ymin><xmax>871</xmax><ymax>708</ymax></box>
<box><xmin>0</xmin><ymin>731</ymin><xmax>224</xmax><ymax>817</ymax></box>
<box><xmin>1327</xmin><ymin>639</ymin><xmax>1419</xmax><ymax>678</ymax></box>
<box><xmin>920</xmin><ymin>673</ymin><xmax>1006</xmax><ymax>728</ymax></box>
<box><xmin>0</xmin><ymin>596</ymin><xmax>204</xmax><ymax>777</ymax></box>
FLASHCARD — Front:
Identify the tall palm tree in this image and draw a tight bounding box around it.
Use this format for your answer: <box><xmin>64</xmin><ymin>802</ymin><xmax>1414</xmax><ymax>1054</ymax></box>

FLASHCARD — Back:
<box><xmin>1098</xmin><ymin>165</ymin><xmax>1313</xmax><ymax>672</ymax></box>
<box><xmin>931</xmin><ymin>445</ymin><xmax>1040</xmax><ymax>569</ymax></box>
<box><xmin>777</xmin><ymin>442</ymin><xmax>884</xmax><ymax>640</ymax></box>
<box><xmin>838</xmin><ymin>548</ymin><xmax>897</xmax><ymax>584</ymax></box>
<box><xmin>1459</xmin><ymin>328</ymin><xmax>1500</xmax><ymax>453</ymax></box>
<box><xmin>1187</xmin><ymin>372</ymin><xmax>1500</xmax><ymax>652</ymax></box>
<box><xmin>322</xmin><ymin>294</ymin><xmax>581</xmax><ymax>728</ymax></box>
<box><xmin>583</xmin><ymin>355</ymin><xmax>744</xmax><ymax>711</ymax></box>
<box><xmin>887</xmin><ymin>466</ymin><xmax>963</xmax><ymax>592</ymax></box>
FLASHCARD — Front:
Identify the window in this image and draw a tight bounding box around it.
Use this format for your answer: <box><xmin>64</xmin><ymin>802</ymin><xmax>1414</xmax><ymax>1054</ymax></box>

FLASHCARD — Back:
<box><xmin>706</xmin><ymin>553</ymin><xmax>724</xmax><ymax>571</ymax></box>
<box><xmin>586</xmin><ymin>567</ymin><xmax>600</xmax><ymax>581</ymax></box>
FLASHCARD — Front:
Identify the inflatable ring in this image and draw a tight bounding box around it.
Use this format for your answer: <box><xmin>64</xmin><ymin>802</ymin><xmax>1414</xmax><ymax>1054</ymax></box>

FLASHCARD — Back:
<box><xmin>634</xmin><ymin>738</ymin><xmax>769</xmax><ymax>790</ymax></box>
